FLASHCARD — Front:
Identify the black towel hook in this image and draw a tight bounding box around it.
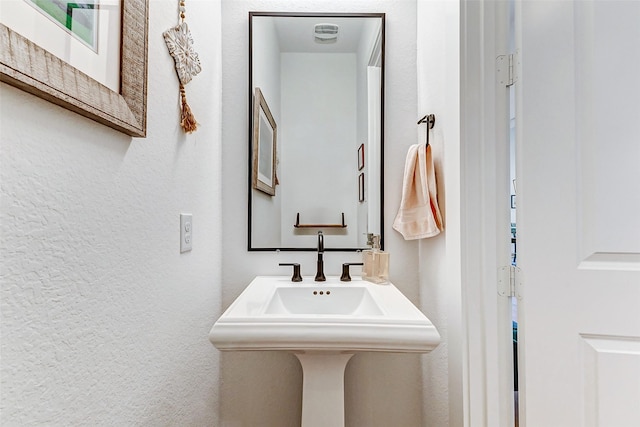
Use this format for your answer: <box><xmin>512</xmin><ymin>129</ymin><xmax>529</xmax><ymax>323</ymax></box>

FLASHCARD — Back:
<box><xmin>417</xmin><ymin>114</ymin><xmax>436</xmax><ymax>146</ymax></box>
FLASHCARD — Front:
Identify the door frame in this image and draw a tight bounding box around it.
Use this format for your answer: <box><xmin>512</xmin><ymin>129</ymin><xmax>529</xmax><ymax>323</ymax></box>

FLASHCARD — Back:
<box><xmin>460</xmin><ymin>0</ymin><xmax>515</xmax><ymax>425</ymax></box>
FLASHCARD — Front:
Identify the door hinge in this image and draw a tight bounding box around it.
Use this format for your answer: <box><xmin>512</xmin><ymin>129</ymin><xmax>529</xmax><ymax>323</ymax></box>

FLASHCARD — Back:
<box><xmin>498</xmin><ymin>265</ymin><xmax>523</xmax><ymax>299</ymax></box>
<box><xmin>496</xmin><ymin>52</ymin><xmax>519</xmax><ymax>87</ymax></box>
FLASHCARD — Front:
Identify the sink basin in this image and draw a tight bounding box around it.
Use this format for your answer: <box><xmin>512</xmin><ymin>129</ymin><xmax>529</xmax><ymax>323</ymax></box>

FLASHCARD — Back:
<box><xmin>209</xmin><ymin>276</ymin><xmax>440</xmax><ymax>427</ymax></box>
<box><xmin>264</xmin><ymin>286</ymin><xmax>384</xmax><ymax>315</ymax></box>
<box><xmin>209</xmin><ymin>276</ymin><xmax>440</xmax><ymax>353</ymax></box>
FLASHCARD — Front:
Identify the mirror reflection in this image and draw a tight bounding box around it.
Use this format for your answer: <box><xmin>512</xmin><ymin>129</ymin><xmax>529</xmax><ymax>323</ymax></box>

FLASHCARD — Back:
<box><xmin>249</xmin><ymin>13</ymin><xmax>384</xmax><ymax>251</ymax></box>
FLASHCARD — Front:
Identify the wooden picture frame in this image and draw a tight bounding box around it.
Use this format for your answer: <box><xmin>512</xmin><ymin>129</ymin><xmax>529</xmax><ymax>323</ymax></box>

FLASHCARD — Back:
<box><xmin>0</xmin><ymin>0</ymin><xmax>149</xmax><ymax>137</ymax></box>
<box><xmin>359</xmin><ymin>172</ymin><xmax>365</xmax><ymax>202</ymax></box>
<box><xmin>357</xmin><ymin>143</ymin><xmax>365</xmax><ymax>170</ymax></box>
<box><xmin>252</xmin><ymin>87</ymin><xmax>277</xmax><ymax>196</ymax></box>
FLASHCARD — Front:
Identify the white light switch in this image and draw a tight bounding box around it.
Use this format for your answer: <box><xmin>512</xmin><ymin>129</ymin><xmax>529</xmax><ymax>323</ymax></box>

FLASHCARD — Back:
<box><xmin>180</xmin><ymin>213</ymin><xmax>193</xmax><ymax>253</ymax></box>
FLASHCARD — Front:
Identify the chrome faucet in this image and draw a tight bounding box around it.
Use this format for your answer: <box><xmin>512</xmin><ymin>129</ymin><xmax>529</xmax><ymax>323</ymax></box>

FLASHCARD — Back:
<box><xmin>315</xmin><ymin>231</ymin><xmax>326</xmax><ymax>281</ymax></box>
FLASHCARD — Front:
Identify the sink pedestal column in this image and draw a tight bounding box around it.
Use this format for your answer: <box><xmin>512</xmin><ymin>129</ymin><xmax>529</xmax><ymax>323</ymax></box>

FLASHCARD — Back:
<box><xmin>295</xmin><ymin>352</ymin><xmax>355</xmax><ymax>427</ymax></box>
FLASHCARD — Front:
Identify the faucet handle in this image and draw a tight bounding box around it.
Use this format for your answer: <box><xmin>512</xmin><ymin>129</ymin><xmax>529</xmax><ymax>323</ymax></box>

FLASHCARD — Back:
<box><xmin>279</xmin><ymin>263</ymin><xmax>303</xmax><ymax>282</ymax></box>
<box><xmin>340</xmin><ymin>263</ymin><xmax>364</xmax><ymax>282</ymax></box>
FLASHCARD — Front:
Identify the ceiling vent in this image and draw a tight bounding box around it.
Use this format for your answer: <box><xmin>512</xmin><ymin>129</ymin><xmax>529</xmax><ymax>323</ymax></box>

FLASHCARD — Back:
<box><xmin>314</xmin><ymin>23</ymin><xmax>339</xmax><ymax>43</ymax></box>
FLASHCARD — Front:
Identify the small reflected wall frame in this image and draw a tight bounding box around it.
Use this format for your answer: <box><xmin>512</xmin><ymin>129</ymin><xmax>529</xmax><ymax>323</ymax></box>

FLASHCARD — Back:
<box><xmin>0</xmin><ymin>0</ymin><xmax>149</xmax><ymax>137</ymax></box>
<box><xmin>358</xmin><ymin>143</ymin><xmax>365</xmax><ymax>170</ymax></box>
<box><xmin>252</xmin><ymin>87</ymin><xmax>277</xmax><ymax>196</ymax></box>
<box><xmin>359</xmin><ymin>172</ymin><xmax>365</xmax><ymax>202</ymax></box>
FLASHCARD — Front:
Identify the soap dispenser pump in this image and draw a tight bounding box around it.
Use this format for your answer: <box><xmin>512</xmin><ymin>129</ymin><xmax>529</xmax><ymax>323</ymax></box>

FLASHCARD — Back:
<box><xmin>362</xmin><ymin>234</ymin><xmax>389</xmax><ymax>284</ymax></box>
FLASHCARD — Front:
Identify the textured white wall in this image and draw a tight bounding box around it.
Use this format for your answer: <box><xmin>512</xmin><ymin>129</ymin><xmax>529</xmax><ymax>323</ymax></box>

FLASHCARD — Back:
<box><xmin>417</xmin><ymin>1</ymin><xmax>462</xmax><ymax>426</ymax></box>
<box><xmin>0</xmin><ymin>0</ymin><xmax>223</xmax><ymax>425</ymax></box>
<box><xmin>221</xmin><ymin>1</ymin><xmax>435</xmax><ymax>426</ymax></box>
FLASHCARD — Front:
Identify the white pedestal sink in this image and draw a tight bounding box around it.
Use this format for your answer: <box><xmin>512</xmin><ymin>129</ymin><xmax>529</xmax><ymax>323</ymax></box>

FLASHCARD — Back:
<box><xmin>209</xmin><ymin>276</ymin><xmax>440</xmax><ymax>427</ymax></box>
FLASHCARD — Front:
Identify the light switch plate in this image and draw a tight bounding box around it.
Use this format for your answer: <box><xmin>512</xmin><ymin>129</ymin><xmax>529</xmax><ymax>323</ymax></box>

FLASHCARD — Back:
<box><xmin>180</xmin><ymin>213</ymin><xmax>192</xmax><ymax>253</ymax></box>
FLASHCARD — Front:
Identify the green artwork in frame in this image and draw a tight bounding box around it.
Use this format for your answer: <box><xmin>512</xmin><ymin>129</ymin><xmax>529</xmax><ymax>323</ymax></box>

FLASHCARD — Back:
<box><xmin>27</xmin><ymin>0</ymin><xmax>98</xmax><ymax>50</ymax></box>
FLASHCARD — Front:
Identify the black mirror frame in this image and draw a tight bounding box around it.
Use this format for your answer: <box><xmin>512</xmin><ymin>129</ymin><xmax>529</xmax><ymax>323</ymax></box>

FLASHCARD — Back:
<box><xmin>247</xmin><ymin>12</ymin><xmax>385</xmax><ymax>252</ymax></box>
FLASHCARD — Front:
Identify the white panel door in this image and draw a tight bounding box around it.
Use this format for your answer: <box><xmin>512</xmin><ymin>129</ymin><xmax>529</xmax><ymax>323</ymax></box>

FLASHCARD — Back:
<box><xmin>516</xmin><ymin>1</ymin><xmax>640</xmax><ymax>426</ymax></box>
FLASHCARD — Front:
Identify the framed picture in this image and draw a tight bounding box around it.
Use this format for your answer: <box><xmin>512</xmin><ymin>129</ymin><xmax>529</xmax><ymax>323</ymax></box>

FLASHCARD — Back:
<box><xmin>0</xmin><ymin>0</ymin><xmax>149</xmax><ymax>137</ymax></box>
<box><xmin>357</xmin><ymin>143</ymin><xmax>365</xmax><ymax>170</ymax></box>
<box><xmin>511</xmin><ymin>194</ymin><xmax>516</xmax><ymax>209</ymax></box>
<box><xmin>252</xmin><ymin>87</ymin><xmax>277</xmax><ymax>196</ymax></box>
<box><xmin>359</xmin><ymin>172</ymin><xmax>365</xmax><ymax>202</ymax></box>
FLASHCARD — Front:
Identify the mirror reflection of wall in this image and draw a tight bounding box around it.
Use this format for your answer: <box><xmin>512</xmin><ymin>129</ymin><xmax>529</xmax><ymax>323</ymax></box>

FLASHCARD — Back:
<box><xmin>249</xmin><ymin>13</ymin><xmax>384</xmax><ymax>251</ymax></box>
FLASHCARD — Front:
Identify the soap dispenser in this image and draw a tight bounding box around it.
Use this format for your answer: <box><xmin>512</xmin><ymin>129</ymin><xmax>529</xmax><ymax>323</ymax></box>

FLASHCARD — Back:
<box><xmin>362</xmin><ymin>234</ymin><xmax>389</xmax><ymax>284</ymax></box>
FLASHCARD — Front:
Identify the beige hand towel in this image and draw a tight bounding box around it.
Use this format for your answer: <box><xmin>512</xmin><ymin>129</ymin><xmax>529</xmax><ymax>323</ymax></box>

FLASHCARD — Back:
<box><xmin>393</xmin><ymin>143</ymin><xmax>443</xmax><ymax>240</ymax></box>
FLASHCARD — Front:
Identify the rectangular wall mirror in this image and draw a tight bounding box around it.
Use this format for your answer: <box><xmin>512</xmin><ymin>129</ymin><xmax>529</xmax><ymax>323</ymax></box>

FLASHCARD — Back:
<box><xmin>248</xmin><ymin>12</ymin><xmax>385</xmax><ymax>251</ymax></box>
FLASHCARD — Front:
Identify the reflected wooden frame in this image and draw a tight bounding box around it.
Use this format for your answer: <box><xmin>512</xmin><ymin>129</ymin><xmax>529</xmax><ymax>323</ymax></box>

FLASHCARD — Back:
<box><xmin>0</xmin><ymin>0</ymin><xmax>149</xmax><ymax>137</ymax></box>
<box><xmin>252</xmin><ymin>87</ymin><xmax>277</xmax><ymax>196</ymax></box>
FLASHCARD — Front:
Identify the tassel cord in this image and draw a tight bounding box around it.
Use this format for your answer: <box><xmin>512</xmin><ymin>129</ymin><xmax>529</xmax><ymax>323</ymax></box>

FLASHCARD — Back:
<box><xmin>180</xmin><ymin>84</ymin><xmax>197</xmax><ymax>133</ymax></box>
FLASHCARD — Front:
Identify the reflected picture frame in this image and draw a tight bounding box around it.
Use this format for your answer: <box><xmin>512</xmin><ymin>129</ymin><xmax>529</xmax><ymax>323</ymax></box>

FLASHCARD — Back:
<box><xmin>252</xmin><ymin>87</ymin><xmax>277</xmax><ymax>196</ymax></box>
<box><xmin>0</xmin><ymin>0</ymin><xmax>149</xmax><ymax>137</ymax></box>
<box><xmin>358</xmin><ymin>143</ymin><xmax>365</xmax><ymax>170</ymax></box>
<box><xmin>359</xmin><ymin>172</ymin><xmax>365</xmax><ymax>202</ymax></box>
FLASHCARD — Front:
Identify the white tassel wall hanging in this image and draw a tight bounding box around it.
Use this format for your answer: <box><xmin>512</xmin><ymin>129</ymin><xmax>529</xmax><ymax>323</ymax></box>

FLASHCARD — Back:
<box><xmin>163</xmin><ymin>0</ymin><xmax>202</xmax><ymax>133</ymax></box>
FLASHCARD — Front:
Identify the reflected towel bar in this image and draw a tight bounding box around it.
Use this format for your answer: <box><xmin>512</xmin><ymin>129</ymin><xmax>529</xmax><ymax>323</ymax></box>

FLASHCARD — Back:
<box><xmin>294</xmin><ymin>212</ymin><xmax>347</xmax><ymax>228</ymax></box>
